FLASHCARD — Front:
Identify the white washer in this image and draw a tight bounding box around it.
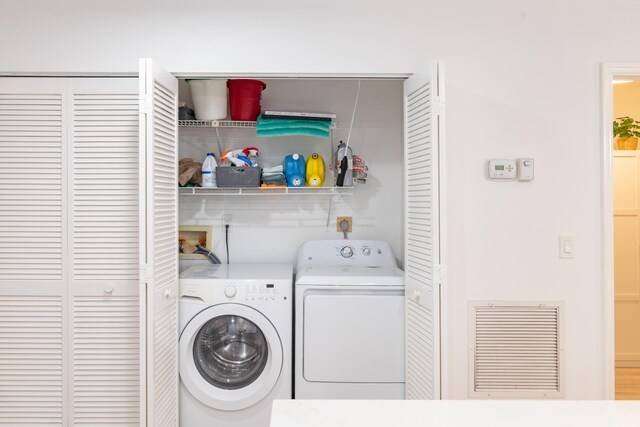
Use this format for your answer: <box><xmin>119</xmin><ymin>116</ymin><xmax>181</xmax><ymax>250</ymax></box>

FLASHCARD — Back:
<box><xmin>179</xmin><ymin>264</ymin><xmax>292</xmax><ymax>427</ymax></box>
<box><xmin>295</xmin><ymin>240</ymin><xmax>405</xmax><ymax>399</ymax></box>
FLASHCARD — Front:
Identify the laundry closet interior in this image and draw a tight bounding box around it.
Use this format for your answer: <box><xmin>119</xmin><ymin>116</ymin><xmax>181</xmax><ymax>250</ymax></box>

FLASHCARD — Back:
<box><xmin>0</xmin><ymin>60</ymin><xmax>442</xmax><ymax>426</ymax></box>
<box><xmin>176</xmin><ymin>76</ymin><xmax>405</xmax><ymax>266</ymax></box>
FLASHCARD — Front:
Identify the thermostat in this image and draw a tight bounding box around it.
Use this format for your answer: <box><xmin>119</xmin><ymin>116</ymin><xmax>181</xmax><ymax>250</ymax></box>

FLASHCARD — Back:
<box><xmin>488</xmin><ymin>159</ymin><xmax>516</xmax><ymax>179</ymax></box>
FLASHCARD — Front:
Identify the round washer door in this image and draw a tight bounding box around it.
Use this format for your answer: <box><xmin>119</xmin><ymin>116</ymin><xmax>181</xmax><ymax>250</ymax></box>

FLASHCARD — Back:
<box><xmin>180</xmin><ymin>303</ymin><xmax>283</xmax><ymax>411</ymax></box>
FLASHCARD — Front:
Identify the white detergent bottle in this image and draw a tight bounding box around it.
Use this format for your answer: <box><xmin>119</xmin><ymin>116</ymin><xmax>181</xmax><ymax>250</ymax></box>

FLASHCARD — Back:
<box><xmin>201</xmin><ymin>153</ymin><xmax>217</xmax><ymax>188</ymax></box>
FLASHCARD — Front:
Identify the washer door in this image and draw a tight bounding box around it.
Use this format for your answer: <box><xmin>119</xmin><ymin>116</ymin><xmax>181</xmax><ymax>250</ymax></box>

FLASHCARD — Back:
<box><xmin>180</xmin><ymin>303</ymin><xmax>283</xmax><ymax>411</ymax></box>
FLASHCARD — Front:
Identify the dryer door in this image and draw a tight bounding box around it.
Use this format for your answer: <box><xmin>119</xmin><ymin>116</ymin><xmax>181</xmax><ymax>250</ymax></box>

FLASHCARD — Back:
<box><xmin>180</xmin><ymin>303</ymin><xmax>283</xmax><ymax>411</ymax></box>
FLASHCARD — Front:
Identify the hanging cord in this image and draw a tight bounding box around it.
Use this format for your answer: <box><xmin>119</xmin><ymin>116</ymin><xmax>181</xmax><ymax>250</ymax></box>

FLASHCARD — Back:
<box><xmin>215</xmin><ymin>127</ymin><xmax>223</xmax><ymax>158</ymax></box>
<box><xmin>326</xmin><ymin>196</ymin><xmax>333</xmax><ymax>228</ymax></box>
<box><xmin>345</xmin><ymin>80</ymin><xmax>361</xmax><ymax>154</ymax></box>
<box><xmin>337</xmin><ymin>80</ymin><xmax>361</xmax><ymax>186</ymax></box>
<box><xmin>225</xmin><ymin>224</ymin><xmax>230</xmax><ymax>264</ymax></box>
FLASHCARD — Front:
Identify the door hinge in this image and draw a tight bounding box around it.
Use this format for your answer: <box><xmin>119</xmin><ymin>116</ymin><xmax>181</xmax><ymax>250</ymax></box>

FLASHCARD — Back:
<box><xmin>435</xmin><ymin>97</ymin><xmax>445</xmax><ymax>116</ymax></box>
<box><xmin>140</xmin><ymin>95</ymin><xmax>152</xmax><ymax>114</ymax></box>
<box><xmin>140</xmin><ymin>264</ymin><xmax>153</xmax><ymax>283</ymax></box>
<box><xmin>435</xmin><ymin>264</ymin><xmax>447</xmax><ymax>286</ymax></box>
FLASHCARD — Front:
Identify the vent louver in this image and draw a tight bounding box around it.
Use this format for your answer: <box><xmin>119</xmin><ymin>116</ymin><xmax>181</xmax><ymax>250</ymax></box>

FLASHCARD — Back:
<box><xmin>470</xmin><ymin>302</ymin><xmax>563</xmax><ymax>398</ymax></box>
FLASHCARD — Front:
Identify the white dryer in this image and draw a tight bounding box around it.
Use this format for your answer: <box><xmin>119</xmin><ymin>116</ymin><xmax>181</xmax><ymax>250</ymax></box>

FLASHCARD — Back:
<box><xmin>179</xmin><ymin>264</ymin><xmax>292</xmax><ymax>427</ymax></box>
<box><xmin>295</xmin><ymin>240</ymin><xmax>405</xmax><ymax>399</ymax></box>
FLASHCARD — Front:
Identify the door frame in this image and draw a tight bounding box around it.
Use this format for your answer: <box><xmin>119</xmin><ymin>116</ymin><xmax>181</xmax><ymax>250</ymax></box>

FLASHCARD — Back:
<box><xmin>601</xmin><ymin>63</ymin><xmax>640</xmax><ymax>400</ymax></box>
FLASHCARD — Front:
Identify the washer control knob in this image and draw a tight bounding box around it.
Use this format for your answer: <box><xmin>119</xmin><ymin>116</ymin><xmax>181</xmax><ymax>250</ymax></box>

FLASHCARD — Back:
<box><xmin>362</xmin><ymin>247</ymin><xmax>371</xmax><ymax>256</ymax></box>
<box><xmin>341</xmin><ymin>246</ymin><xmax>354</xmax><ymax>258</ymax></box>
<box><xmin>225</xmin><ymin>286</ymin><xmax>237</xmax><ymax>298</ymax></box>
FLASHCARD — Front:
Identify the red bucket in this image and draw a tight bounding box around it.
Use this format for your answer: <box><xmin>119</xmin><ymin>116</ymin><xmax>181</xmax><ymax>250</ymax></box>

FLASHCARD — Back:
<box><xmin>227</xmin><ymin>79</ymin><xmax>266</xmax><ymax>121</ymax></box>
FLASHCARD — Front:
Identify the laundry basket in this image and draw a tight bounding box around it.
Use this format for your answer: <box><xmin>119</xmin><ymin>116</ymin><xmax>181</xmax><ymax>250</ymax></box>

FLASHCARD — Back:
<box><xmin>188</xmin><ymin>79</ymin><xmax>228</xmax><ymax>120</ymax></box>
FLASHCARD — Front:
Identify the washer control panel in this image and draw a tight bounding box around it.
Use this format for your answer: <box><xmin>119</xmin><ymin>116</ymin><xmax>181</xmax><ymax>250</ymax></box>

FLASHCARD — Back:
<box><xmin>180</xmin><ymin>280</ymin><xmax>289</xmax><ymax>303</ymax></box>
<box><xmin>222</xmin><ymin>282</ymin><xmax>284</xmax><ymax>302</ymax></box>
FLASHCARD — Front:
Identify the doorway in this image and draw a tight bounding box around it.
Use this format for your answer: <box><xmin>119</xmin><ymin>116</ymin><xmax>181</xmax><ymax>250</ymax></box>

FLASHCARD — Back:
<box><xmin>602</xmin><ymin>64</ymin><xmax>640</xmax><ymax>400</ymax></box>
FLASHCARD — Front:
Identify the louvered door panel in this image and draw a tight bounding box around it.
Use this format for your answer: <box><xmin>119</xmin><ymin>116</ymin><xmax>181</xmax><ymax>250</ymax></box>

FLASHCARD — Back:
<box><xmin>72</xmin><ymin>294</ymin><xmax>139</xmax><ymax>426</ymax></box>
<box><xmin>406</xmin><ymin>298</ymin><xmax>434</xmax><ymax>399</ymax></box>
<box><xmin>0</xmin><ymin>78</ymin><xmax>67</xmax><ymax>426</ymax></box>
<box><xmin>404</xmin><ymin>63</ymin><xmax>444</xmax><ymax>400</ymax></box>
<box><xmin>70</xmin><ymin>86</ymin><xmax>139</xmax><ymax>280</ymax></box>
<box><xmin>470</xmin><ymin>303</ymin><xmax>563</xmax><ymax>398</ymax></box>
<box><xmin>68</xmin><ymin>78</ymin><xmax>141</xmax><ymax>425</ymax></box>
<box><xmin>0</xmin><ymin>83</ymin><xmax>65</xmax><ymax>280</ymax></box>
<box><xmin>0</xmin><ymin>295</ymin><xmax>63</xmax><ymax>425</ymax></box>
<box><xmin>139</xmin><ymin>59</ymin><xmax>178</xmax><ymax>427</ymax></box>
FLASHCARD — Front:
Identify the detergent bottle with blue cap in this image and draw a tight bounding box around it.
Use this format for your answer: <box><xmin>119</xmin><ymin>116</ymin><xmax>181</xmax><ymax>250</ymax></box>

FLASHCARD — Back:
<box><xmin>284</xmin><ymin>153</ymin><xmax>306</xmax><ymax>187</ymax></box>
<box><xmin>306</xmin><ymin>153</ymin><xmax>325</xmax><ymax>187</ymax></box>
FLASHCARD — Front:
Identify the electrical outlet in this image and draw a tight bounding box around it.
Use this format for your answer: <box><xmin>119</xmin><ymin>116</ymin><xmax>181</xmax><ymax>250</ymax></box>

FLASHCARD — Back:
<box><xmin>222</xmin><ymin>215</ymin><xmax>232</xmax><ymax>233</ymax></box>
<box><xmin>336</xmin><ymin>216</ymin><xmax>353</xmax><ymax>232</ymax></box>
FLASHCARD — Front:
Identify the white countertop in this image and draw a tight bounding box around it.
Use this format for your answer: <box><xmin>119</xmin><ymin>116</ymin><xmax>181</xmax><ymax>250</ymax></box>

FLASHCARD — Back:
<box><xmin>271</xmin><ymin>400</ymin><xmax>640</xmax><ymax>427</ymax></box>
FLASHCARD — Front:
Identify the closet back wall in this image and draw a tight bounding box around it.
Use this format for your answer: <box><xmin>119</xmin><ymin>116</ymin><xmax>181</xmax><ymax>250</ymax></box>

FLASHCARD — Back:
<box><xmin>178</xmin><ymin>79</ymin><xmax>404</xmax><ymax>265</ymax></box>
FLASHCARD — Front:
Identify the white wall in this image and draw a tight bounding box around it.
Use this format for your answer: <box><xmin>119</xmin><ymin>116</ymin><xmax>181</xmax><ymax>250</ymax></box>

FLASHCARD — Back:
<box><xmin>2</xmin><ymin>0</ymin><xmax>638</xmax><ymax>399</ymax></box>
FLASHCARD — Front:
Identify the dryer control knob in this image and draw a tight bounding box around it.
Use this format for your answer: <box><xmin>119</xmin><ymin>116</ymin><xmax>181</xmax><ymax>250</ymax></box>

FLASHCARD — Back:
<box><xmin>341</xmin><ymin>246</ymin><xmax>354</xmax><ymax>258</ymax></box>
<box><xmin>225</xmin><ymin>286</ymin><xmax>237</xmax><ymax>298</ymax></box>
<box><xmin>362</xmin><ymin>247</ymin><xmax>371</xmax><ymax>256</ymax></box>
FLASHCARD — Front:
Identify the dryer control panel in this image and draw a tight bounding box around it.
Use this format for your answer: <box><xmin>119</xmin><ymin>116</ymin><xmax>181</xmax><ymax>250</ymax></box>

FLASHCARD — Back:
<box><xmin>297</xmin><ymin>240</ymin><xmax>398</xmax><ymax>267</ymax></box>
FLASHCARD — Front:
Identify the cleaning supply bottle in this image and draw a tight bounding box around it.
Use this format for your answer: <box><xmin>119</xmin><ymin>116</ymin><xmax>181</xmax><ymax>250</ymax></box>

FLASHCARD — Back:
<box><xmin>306</xmin><ymin>153</ymin><xmax>325</xmax><ymax>187</ymax></box>
<box><xmin>284</xmin><ymin>153</ymin><xmax>306</xmax><ymax>187</ymax></box>
<box><xmin>201</xmin><ymin>152</ymin><xmax>217</xmax><ymax>187</ymax></box>
<box><xmin>242</xmin><ymin>147</ymin><xmax>260</xmax><ymax>167</ymax></box>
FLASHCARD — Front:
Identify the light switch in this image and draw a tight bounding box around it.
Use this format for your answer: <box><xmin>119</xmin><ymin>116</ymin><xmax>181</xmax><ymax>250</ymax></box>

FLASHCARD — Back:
<box><xmin>559</xmin><ymin>236</ymin><xmax>575</xmax><ymax>259</ymax></box>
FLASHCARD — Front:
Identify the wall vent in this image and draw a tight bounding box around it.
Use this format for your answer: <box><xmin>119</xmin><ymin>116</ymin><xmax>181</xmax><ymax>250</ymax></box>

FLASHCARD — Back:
<box><xmin>469</xmin><ymin>301</ymin><xmax>563</xmax><ymax>398</ymax></box>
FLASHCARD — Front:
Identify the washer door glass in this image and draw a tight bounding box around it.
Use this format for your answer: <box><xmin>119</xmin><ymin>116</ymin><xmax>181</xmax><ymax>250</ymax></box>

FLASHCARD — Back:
<box><xmin>193</xmin><ymin>315</ymin><xmax>268</xmax><ymax>390</ymax></box>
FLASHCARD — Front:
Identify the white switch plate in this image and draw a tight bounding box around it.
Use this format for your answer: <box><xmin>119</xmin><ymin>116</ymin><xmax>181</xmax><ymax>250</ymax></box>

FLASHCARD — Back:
<box><xmin>559</xmin><ymin>235</ymin><xmax>575</xmax><ymax>259</ymax></box>
<box><xmin>517</xmin><ymin>158</ymin><xmax>534</xmax><ymax>181</ymax></box>
<box><xmin>488</xmin><ymin>159</ymin><xmax>516</xmax><ymax>179</ymax></box>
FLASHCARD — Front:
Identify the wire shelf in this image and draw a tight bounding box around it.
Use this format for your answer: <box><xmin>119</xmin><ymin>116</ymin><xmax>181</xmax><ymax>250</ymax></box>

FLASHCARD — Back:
<box><xmin>178</xmin><ymin>119</ymin><xmax>338</xmax><ymax>129</ymax></box>
<box><xmin>178</xmin><ymin>186</ymin><xmax>353</xmax><ymax>196</ymax></box>
<box><xmin>178</xmin><ymin>120</ymin><xmax>256</xmax><ymax>128</ymax></box>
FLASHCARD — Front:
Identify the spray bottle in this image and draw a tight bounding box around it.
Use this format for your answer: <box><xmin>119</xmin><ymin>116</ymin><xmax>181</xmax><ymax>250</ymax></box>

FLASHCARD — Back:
<box><xmin>221</xmin><ymin>150</ymin><xmax>251</xmax><ymax>167</ymax></box>
<box><xmin>242</xmin><ymin>147</ymin><xmax>260</xmax><ymax>167</ymax></box>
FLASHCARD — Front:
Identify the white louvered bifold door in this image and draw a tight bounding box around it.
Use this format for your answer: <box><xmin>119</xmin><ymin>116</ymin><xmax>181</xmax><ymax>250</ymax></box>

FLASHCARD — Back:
<box><xmin>0</xmin><ymin>78</ymin><xmax>67</xmax><ymax>425</ymax></box>
<box><xmin>139</xmin><ymin>59</ymin><xmax>179</xmax><ymax>427</ymax></box>
<box><xmin>68</xmin><ymin>78</ymin><xmax>140</xmax><ymax>426</ymax></box>
<box><xmin>404</xmin><ymin>62</ymin><xmax>445</xmax><ymax>400</ymax></box>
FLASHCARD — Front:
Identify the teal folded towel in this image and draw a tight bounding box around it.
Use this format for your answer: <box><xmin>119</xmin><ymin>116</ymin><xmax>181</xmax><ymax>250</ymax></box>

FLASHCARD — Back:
<box><xmin>256</xmin><ymin>115</ymin><xmax>331</xmax><ymax>138</ymax></box>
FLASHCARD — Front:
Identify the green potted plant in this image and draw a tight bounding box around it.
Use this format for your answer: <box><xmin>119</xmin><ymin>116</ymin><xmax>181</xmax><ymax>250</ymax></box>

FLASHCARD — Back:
<box><xmin>614</xmin><ymin>116</ymin><xmax>640</xmax><ymax>150</ymax></box>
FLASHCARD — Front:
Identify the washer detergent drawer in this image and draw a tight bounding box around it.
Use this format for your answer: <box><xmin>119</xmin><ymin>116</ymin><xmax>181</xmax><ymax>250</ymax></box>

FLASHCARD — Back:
<box><xmin>303</xmin><ymin>289</ymin><xmax>404</xmax><ymax>383</ymax></box>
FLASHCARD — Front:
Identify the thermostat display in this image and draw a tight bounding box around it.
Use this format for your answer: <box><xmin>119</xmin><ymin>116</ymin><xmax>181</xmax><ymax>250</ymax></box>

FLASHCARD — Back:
<box><xmin>488</xmin><ymin>159</ymin><xmax>516</xmax><ymax>179</ymax></box>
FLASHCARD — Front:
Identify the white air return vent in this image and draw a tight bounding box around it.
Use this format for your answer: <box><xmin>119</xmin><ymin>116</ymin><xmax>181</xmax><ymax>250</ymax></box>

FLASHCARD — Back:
<box><xmin>469</xmin><ymin>302</ymin><xmax>563</xmax><ymax>398</ymax></box>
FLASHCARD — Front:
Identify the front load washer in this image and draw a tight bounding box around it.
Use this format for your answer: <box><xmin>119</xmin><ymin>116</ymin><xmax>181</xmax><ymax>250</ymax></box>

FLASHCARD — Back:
<box><xmin>179</xmin><ymin>264</ymin><xmax>292</xmax><ymax>427</ymax></box>
<box><xmin>295</xmin><ymin>240</ymin><xmax>405</xmax><ymax>399</ymax></box>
